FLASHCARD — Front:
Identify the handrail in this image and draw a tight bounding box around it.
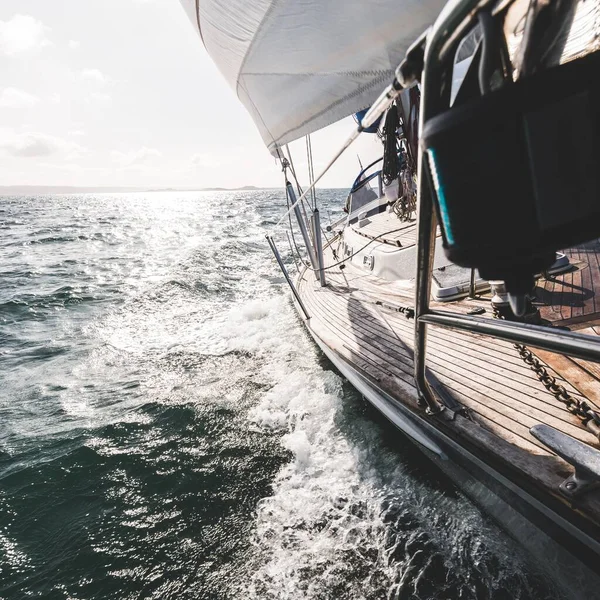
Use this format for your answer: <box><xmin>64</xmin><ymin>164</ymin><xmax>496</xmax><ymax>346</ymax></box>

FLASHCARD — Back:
<box><xmin>420</xmin><ymin>310</ymin><xmax>600</xmax><ymax>364</ymax></box>
<box><xmin>413</xmin><ymin>0</ymin><xmax>513</xmax><ymax>413</ymax></box>
<box><xmin>350</xmin><ymin>157</ymin><xmax>384</xmax><ymax>191</ymax></box>
<box><xmin>351</xmin><ymin>170</ymin><xmax>382</xmax><ymax>194</ymax></box>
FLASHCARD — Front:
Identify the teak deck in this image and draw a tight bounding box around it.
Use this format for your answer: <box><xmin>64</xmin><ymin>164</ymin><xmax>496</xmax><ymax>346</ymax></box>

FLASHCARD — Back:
<box><xmin>537</xmin><ymin>239</ymin><xmax>600</xmax><ymax>328</ymax></box>
<box><xmin>296</xmin><ymin>216</ymin><xmax>600</xmax><ymax>520</ymax></box>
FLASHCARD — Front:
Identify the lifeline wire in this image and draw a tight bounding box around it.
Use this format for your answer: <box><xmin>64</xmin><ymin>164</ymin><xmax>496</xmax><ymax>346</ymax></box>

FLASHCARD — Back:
<box><xmin>301</xmin><ymin>226</ymin><xmax>407</xmax><ymax>273</ymax></box>
<box><xmin>275</xmin><ymin>127</ymin><xmax>362</xmax><ymax>227</ymax></box>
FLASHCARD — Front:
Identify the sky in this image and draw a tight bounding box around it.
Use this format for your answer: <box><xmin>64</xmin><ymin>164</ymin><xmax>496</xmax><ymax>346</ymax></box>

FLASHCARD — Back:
<box><xmin>0</xmin><ymin>0</ymin><xmax>383</xmax><ymax>189</ymax></box>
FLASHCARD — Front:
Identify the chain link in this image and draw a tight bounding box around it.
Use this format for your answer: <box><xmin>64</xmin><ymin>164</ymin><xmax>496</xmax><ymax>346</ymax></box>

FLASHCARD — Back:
<box><xmin>493</xmin><ymin>305</ymin><xmax>600</xmax><ymax>441</ymax></box>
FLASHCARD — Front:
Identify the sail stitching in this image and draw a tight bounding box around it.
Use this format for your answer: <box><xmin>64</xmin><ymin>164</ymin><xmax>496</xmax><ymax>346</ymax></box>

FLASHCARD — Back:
<box><xmin>234</xmin><ymin>0</ymin><xmax>279</xmax><ymax>99</ymax></box>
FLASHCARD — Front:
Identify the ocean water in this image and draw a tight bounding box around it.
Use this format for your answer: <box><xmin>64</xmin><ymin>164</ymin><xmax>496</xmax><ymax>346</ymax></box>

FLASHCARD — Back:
<box><xmin>0</xmin><ymin>191</ymin><xmax>562</xmax><ymax>600</ymax></box>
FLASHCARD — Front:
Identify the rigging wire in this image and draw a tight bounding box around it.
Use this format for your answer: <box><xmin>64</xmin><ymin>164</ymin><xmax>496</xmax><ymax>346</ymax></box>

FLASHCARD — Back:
<box><xmin>275</xmin><ymin>73</ymin><xmax>403</xmax><ymax>227</ymax></box>
<box><xmin>306</xmin><ymin>134</ymin><xmax>317</xmax><ymax>210</ymax></box>
<box><xmin>305</xmin><ymin>134</ymin><xmax>339</xmax><ymax>245</ymax></box>
<box><xmin>275</xmin><ymin>126</ymin><xmax>363</xmax><ymax>227</ymax></box>
<box><xmin>284</xmin><ymin>141</ymin><xmax>331</xmax><ymax>246</ymax></box>
<box><xmin>285</xmin><ymin>143</ymin><xmax>303</xmax><ymax>196</ymax></box>
<box><xmin>284</xmin><ymin>143</ymin><xmax>312</xmax><ymax>227</ymax></box>
<box><xmin>282</xmin><ymin>160</ymin><xmax>311</xmax><ymax>269</ymax></box>
<box><xmin>285</xmin><ymin>230</ymin><xmax>301</xmax><ymax>273</ymax></box>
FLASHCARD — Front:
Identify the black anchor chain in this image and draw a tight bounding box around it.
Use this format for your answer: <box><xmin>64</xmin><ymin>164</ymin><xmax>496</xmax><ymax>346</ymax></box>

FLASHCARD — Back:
<box><xmin>493</xmin><ymin>306</ymin><xmax>600</xmax><ymax>441</ymax></box>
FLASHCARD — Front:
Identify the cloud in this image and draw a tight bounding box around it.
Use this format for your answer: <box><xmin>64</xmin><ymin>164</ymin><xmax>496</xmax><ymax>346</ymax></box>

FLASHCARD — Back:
<box><xmin>68</xmin><ymin>40</ymin><xmax>80</xmax><ymax>50</ymax></box>
<box><xmin>39</xmin><ymin>162</ymin><xmax>108</xmax><ymax>176</ymax></box>
<box><xmin>111</xmin><ymin>146</ymin><xmax>162</xmax><ymax>167</ymax></box>
<box><xmin>0</xmin><ymin>131</ymin><xmax>85</xmax><ymax>158</ymax></box>
<box><xmin>68</xmin><ymin>130</ymin><xmax>86</xmax><ymax>137</ymax></box>
<box><xmin>39</xmin><ymin>162</ymin><xmax>84</xmax><ymax>173</ymax></box>
<box><xmin>81</xmin><ymin>68</ymin><xmax>109</xmax><ymax>86</ymax></box>
<box><xmin>0</xmin><ymin>87</ymin><xmax>39</xmax><ymax>108</ymax></box>
<box><xmin>0</xmin><ymin>15</ymin><xmax>51</xmax><ymax>56</ymax></box>
<box><xmin>188</xmin><ymin>152</ymin><xmax>220</xmax><ymax>169</ymax></box>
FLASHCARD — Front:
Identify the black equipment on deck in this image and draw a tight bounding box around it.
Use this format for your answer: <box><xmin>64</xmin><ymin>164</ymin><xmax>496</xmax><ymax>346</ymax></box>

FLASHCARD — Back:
<box><xmin>422</xmin><ymin>49</ymin><xmax>600</xmax><ymax>304</ymax></box>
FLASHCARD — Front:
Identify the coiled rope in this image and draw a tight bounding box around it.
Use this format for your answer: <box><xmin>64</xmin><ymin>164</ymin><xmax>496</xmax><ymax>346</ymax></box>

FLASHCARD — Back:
<box><xmin>382</xmin><ymin>105</ymin><xmax>400</xmax><ymax>186</ymax></box>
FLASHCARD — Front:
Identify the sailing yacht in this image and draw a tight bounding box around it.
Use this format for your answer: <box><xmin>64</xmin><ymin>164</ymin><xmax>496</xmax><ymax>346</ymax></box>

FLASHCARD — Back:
<box><xmin>180</xmin><ymin>0</ymin><xmax>600</xmax><ymax>596</ymax></box>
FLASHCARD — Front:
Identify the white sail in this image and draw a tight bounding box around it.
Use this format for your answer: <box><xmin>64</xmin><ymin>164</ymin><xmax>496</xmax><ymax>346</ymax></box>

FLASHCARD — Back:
<box><xmin>180</xmin><ymin>0</ymin><xmax>447</xmax><ymax>154</ymax></box>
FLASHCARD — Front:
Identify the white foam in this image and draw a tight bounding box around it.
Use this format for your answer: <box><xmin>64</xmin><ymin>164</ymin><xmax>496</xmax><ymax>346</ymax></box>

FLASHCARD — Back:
<box><xmin>236</xmin><ymin>297</ymin><xmax>549</xmax><ymax>599</ymax></box>
<box><xmin>245</xmin><ymin>362</ymin><xmax>393</xmax><ymax>598</ymax></box>
<box><xmin>283</xmin><ymin>429</ymin><xmax>312</xmax><ymax>470</ymax></box>
<box><xmin>198</xmin><ymin>295</ymin><xmax>302</xmax><ymax>356</ymax></box>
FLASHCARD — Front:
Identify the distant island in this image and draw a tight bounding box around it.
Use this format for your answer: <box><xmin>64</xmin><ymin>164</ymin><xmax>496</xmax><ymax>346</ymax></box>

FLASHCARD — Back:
<box><xmin>197</xmin><ymin>185</ymin><xmax>262</xmax><ymax>192</ymax></box>
<box><xmin>0</xmin><ymin>185</ymin><xmax>270</xmax><ymax>196</ymax></box>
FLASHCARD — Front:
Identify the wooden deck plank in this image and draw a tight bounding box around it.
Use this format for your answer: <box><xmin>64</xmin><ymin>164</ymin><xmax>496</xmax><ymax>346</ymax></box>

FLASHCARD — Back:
<box><xmin>322</xmin><ymin>276</ymin><xmax>570</xmax><ymax>379</ymax></box>
<box><xmin>533</xmin><ymin>349</ymin><xmax>600</xmax><ymax>406</ymax></box>
<box><xmin>303</xmin><ymin>275</ymin><xmax>594</xmax><ymax>447</ymax></box>
<box><xmin>538</xmin><ymin>242</ymin><xmax>600</xmax><ymax>324</ymax></box>
<box><xmin>325</xmin><ymin>292</ymin><xmax>592</xmax><ymax>439</ymax></box>
<box><xmin>580</xmin><ymin>252</ymin><xmax>595</xmax><ymax>317</ymax></box>
<box><xmin>320</xmin><ymin>266</ymin><xmax>597</xmax><ymax>418</ymax></box>
<box><xmin>572</xmin><ymin>248</ymin><xmax>584</xmax><ymax>319</ymax></box>
<box><xmin>306</xmin><ymin>288</ymin><xmax>555</xmax><ymax>453</ymax></box>
<box><xmin>303</xmin><ymin>294</ymin><xmax>402</xmax><ymax>387</ymax></box>
<box><xmin>586</xmin><ymin>242</ymin><xmax>600</xmax><ymax>318</ymax></box>
<box><xmin>320</xmin><ymin>287</ymin><xmax>588</xmax><ymax>407</ymax></box>
<box><xmin>569</xmin><ymin>325</ymin><xmax>600</xmax><ymax>382</ymax></box>
<box><xmin>303</xmin><ymin>279</ymin><xmax>553</xmax><ymax>455</ymax></box>
<box><xmin>429</xmin><ymin>362</ymin><xmax>596</xmax><ymax>443</ymax></box>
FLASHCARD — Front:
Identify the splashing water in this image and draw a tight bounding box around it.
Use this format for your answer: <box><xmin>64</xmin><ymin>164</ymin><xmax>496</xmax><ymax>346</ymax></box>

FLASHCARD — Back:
<box><xmin>0</xmin><ymin>192</ymin><xmax>561</xmax><ymax>599</ymax></box>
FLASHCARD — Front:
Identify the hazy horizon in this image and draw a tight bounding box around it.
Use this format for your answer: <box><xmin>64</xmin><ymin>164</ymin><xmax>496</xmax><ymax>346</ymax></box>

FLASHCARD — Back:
<box><xmin>0</xmin><ymin>183</ymin><xmax>349</xmax><ymax>195</ymax></box>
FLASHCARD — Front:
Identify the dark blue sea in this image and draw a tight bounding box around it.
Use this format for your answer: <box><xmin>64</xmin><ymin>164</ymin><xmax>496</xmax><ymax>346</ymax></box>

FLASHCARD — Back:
<box><xmin>0</xmin><ymin>191</ymin><xmax>561</xmax><ymax>599</ymax></box>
